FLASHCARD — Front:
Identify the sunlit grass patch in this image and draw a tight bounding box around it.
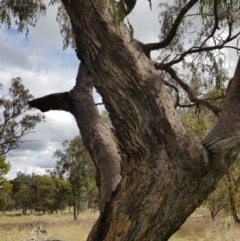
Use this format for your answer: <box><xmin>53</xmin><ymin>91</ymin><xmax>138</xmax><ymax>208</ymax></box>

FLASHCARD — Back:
<box><xmin>0</xmin><ymin>210</ymin><xmax>98</xmax><ymax>241</ymax></box>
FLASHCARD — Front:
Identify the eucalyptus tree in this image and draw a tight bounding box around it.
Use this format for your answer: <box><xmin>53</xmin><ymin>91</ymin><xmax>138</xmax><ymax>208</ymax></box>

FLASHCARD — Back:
<box><xmin>11</xmin><ymin>172</ymin><xmax>34</xmax><ymax>214</ymax></box>
<box><xmin>223</xmin><ymin>156</ymin><xmax>240</xmax><ymax>224</ymax></box>
<box><xmin>52</xmin><ymin>135</ymin><xmax>97</xmax><ymax>219</ymax></box>
<box><xmin>3</xmin><ymin>0</ymin><xmax>240</xmax><ymax>240</ymax></box>
<box><xmin>0</xmin><ymin>156</ymin><xmax>12</xmax><ymax>212</ymax></box>
<box><xmin>0</xmin><ymin>78</ymin><xmax>44</xmax><ymax>155</ymax></box>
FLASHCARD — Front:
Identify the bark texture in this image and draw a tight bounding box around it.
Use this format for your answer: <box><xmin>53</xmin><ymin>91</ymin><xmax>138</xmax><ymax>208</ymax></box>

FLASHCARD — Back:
<box><xmin>30</xmin><ymin>64</ymin><xmax>121</xmax><ymax>214</ymax></box>
<box><xmin>29</xmin><ymin>1</ymin><xmax>240</xmax><ymax>240</ymax></box>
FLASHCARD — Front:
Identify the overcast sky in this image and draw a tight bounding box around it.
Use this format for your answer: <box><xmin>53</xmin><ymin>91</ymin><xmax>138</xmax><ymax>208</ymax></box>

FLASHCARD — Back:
<box><xmin>1</xmin><ymin>0</ymin><xmax>160</xmax><ymax>180</ymax></box>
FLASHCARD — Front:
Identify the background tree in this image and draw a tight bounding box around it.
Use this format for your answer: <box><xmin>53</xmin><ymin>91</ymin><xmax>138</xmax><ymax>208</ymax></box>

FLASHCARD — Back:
<box><xmin>0</xmin><ymin>156</ymin><xmax>10</xmax><ymax>183</ymax></box>
<box><xmin>0</xmin><ymin>78</ymin><xmax>44</xmax><ymax>155</ymax></box>
<box><xmin>32</xmin><ymin>175</ymin><xmax>56</xmax><ymax>214</ymax></box>
<box><xmin>0</xmin><ymin>156</ymin><xmax>13</xmax><ymax>213</ymax></box>
<box><xmin>52</xmin><ymin>135</ymin><xmax>97</xmax><ymax>219</ymax></box>
<box><xmin>222</xmin><ymin>156</ymin><xmax>240</xmax><ymax>224</ymax></box>
<box><xmin>11</xmin><ymin>172</ymin><xmax>71</xmax><ymax>214</ymax></box>
<box><xmin>3</xmin><ymin>0</ymin><xmax>240</xmax><ymax>240</ymax></box>
<box><xmin>205</xmin><ymin>179</ymin><xmax>229</xmax><ymax>221</ymax></box>
<box><xmin>14</xmin><ymin>183</ymin><xmax>34</xmax><ymax>214</ymax></box>
<box><xmin>51</xmin><ymin>177</ymin><xmax>71</xmax><ymax>214</ymax></box>
<box><xmin>11</xmin><ymin>172</ymin><xmax>34</xmax><ymax>214</ymax></box>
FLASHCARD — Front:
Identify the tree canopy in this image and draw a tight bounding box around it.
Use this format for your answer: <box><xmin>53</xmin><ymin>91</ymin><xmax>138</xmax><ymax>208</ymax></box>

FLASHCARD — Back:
<box><xmin>0</xmin><ymin>78</ymin><xmax>44</xmax><ymax>155</ymax></box>
<box><xmin>52</xmin><ymin>135</ymin><xmax>98</xmax><ymax>219</ymax></box>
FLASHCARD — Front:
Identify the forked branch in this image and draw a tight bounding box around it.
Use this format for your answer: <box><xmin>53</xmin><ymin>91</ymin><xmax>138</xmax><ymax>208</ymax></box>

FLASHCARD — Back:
<box><xmin>155</xmin><ymin>63</ymin><xmax>222</xmax><ymax>116</ymax></box>
<box><xmin>163</xmin><ymin>80</ymin><xmax>197</xmax><ymax>108</ymax></box>
<box><xmin>29</xmin><ymin>63</ymin><xmax>121</xmax><ymax>215</ymax></box>
<box><xmin>143</xmin><ymin>0</ymin><xmax>198</xmax><ymax>54</ymax></box>
<box><xmin>165</xmin><ymin>42</ymin><xmax>240</xmax><ymax>67</ymax></box>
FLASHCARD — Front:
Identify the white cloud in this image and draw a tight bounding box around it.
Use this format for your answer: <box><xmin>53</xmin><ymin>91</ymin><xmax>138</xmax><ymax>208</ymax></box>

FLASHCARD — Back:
<box><xmin>128</xmin><ymin>0</ymin><xmax>159</xmax><ymax>43</ymax></box>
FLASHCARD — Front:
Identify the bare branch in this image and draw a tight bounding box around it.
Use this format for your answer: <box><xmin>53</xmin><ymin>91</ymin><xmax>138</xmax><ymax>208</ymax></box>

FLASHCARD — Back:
<box><xmin>155</xmin><ymin>63</ymin><xmax>222</xmax><ymax>116</ymax></box>
<box><xmin>24</xmin><ymin>223</ymin><xmax>50</xmax><ymax>241</ymax></box>
<box><xmin>198</xmin><ymin>0</ymin><xmax>220</xmax><ymax>48</ymax></box>
<box><xmin>28</xmin><ymin>92</ymin><xmax>71</xmax><ymax>112</ymax></box>
<box><xmin>143</xmin><ymin>0</ymin><xmax>198</xmax><ymax>54</ymax></box>
<box><xmin>166</xmin><ymin>44</ymin><xmax>240</xmax><ymax>66</ymax></box>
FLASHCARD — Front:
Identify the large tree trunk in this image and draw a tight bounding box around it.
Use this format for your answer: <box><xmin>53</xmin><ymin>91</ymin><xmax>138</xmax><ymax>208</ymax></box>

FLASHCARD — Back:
<box><xmin>29</xmin><ymin>1</ymin><xmax>240</xmax><ymax>240</ymax></box>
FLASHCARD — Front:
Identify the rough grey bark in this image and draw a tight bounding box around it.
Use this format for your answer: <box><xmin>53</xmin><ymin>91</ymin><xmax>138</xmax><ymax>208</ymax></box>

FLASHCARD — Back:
<box><xmin>30</xmin><ymin>1</ymin><xmax>240</xmax><ymax>240</ymax></box>
<box><xmin>29</xmin><ymin>64</ymin><xmax>121</xmax><ymax>214</ymax></box>
<box><xmin>69</xmin><ymin>64</ymin><xmax>121</xmax><ymax>213</ymax></box>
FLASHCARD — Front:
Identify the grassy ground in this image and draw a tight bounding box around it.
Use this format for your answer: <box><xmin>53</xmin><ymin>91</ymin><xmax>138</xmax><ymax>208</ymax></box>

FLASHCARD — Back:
<box><xmin>170</xmin><ymin>208</ymin><xmax>239</xmax><ymax>241</ymax></box>
<box><xmin>0</xmin><ymin>210</ymin><xmax>98</xmax><ymax>241</ymax></box>
<box><xmin>1</xmin><ymin>208</ymin><xmax>240</xmax><ymax>241</ymax></box>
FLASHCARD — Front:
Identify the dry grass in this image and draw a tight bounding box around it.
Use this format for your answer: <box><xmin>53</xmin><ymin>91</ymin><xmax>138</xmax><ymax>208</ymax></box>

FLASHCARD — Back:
<box><xmin>170</xmin><ymin>208</ymin><xmax>240</xmax><ymax>241</ymax></box>
<box><xmin>0</xmin><ymin>210</ymin><xmax>98</xmax><ymax>241</ymax></box>
<box><xmin>1</xmin><ymin>208</ymin><xmax>240</xmax><ymax>241</ymax></box>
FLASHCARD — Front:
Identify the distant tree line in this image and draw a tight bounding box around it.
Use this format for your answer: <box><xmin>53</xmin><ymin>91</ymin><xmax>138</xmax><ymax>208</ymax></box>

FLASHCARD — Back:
<box><xmin>0</xmin><ymin>135</ymin><xmax>98</xmax><ymax>220</ymax></box>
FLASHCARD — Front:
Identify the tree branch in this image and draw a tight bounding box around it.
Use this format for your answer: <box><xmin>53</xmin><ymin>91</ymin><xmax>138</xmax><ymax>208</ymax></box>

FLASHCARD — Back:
<box><xmin>203</xmin><ymin>57</ymin><xmax>240</xmax><ymax>147</ymax></box>
<box><xmin>198</xmin><ymin>0</ymin><xmax>219</xmax><ymax>49</ymax></box>
<box><xmin>29</xmin><ymin>63</ymin><xmax>121</xmax><ymax>215</ymax></box>
<box><xmin>155</xmin><ymin>64</ymin><xmax>222</xmax><ymax>116</ymax></box>
<box><xmin>166</xmin><ymin>44</ymin><xmax>240</xmax><ymax>66</ymax></box>
<box><xmin>143</xmin><ymin>0</ymin><xmax>198</xmax><ymax>54</ymax></box>
<box><xmin>28</xmin><ymin>92</ymin><xmax>71</xmax><ymax>112</ymax></box>
<box><xmin>164</xmin><ymin>31</ymin><xmax>240</xmax><ymax>66</ymax></box>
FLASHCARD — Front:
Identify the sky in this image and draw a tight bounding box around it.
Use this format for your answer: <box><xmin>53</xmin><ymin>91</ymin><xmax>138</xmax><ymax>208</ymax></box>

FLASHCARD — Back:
<box><xmin>0</xmin><ymin>0</ymin><xmax>160</xmax><ymax>180</ymax></box>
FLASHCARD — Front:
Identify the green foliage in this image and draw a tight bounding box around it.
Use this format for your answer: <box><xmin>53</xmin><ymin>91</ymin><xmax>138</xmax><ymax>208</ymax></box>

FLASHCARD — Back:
<box><xmin>180</xmin><ymin>87</ymin><xmax>240</xmax><ymax>221</ymax></box>
<box><xmin>11</xmin><ymin>172</ymin><xmax>70</xmax><ymax>214</ymax></box>
<box><xmin>157</xmin><ymin>0</ymin><xmax>240</xmax><ymax>107</ymax></box>
<box><xmin>0</xmin><ymin>78</ymin><xmax>44</xmax><ymax>155</ymax></box>
<box><xmin>205</xmin><ymin>180</ymin><xmax>229</xmax><ymax>220</ymax></box>
<box><xmin>180</xmin><ymin>87</ymin><xmax>220</xmax><ymax>141</ymax></box>
<box><xmin>0</xmin><ymin>156</ymin><xmax>13</xmax><ymax>212</ymax></box>
<box><xmin>200</xmin><ymin>0</ymin><xmax>240</xmax><ymax>20</ymax></box>
<box><xmin>0</xmin><ymin>156</ymin><xmax>10</xmax><ymax>182</ymax></box>
<box><xmin>51</xmin><ymin>177</ymin><xmax>71</xmax><ymax>212</ymax></box>
<box><xmin>52</xmin><ymin>135</ymin><xmax>98</xmax><ymax>219</ymax></box>
<box><xmin>11</xmin><ymin>172</ymin><xmax>34</xmax><ymax>214</ymax></box>
<box><xmin>55</xmin><ymin>2</ymin><xmax>75</xmax><ymax>50</ymax></box>
<box><xmin>0</xmin><ymin>0</ymin><xmax>47</xmax><ymax>36</ymax></box>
